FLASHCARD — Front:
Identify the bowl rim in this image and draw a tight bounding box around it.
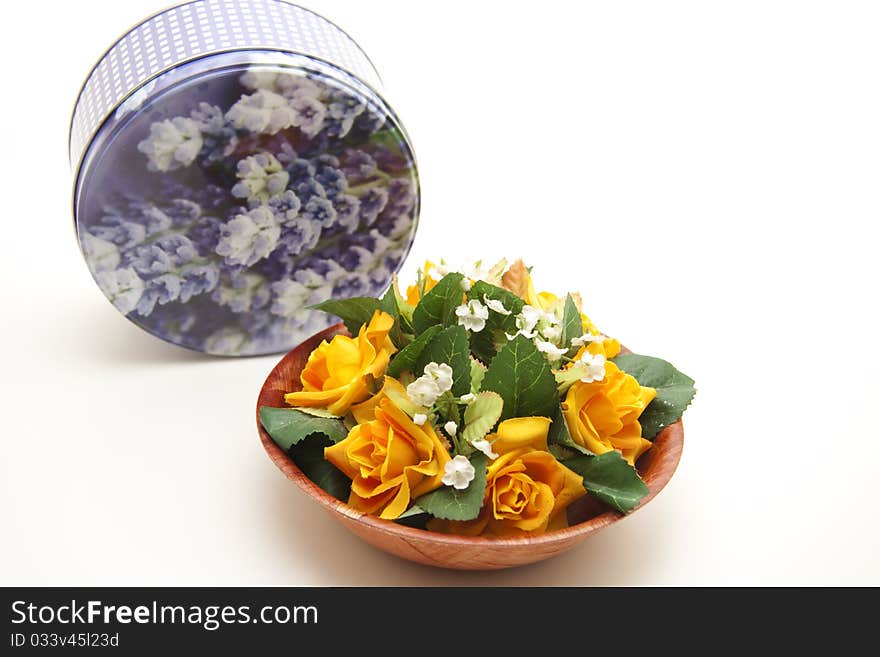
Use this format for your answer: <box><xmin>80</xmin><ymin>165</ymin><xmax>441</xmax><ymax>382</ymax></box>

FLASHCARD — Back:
<box><xmin>257</xmin><ymin>323</ymin><xmax>684</xmax><ymax>547</ymax></box>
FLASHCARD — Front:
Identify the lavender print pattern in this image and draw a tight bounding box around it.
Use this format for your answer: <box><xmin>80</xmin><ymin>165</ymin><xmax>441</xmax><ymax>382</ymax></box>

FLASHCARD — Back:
<box><xmin>79</xmin><ymin>67</ymin><xmax>418</xmax><ymax>355</ymax></box>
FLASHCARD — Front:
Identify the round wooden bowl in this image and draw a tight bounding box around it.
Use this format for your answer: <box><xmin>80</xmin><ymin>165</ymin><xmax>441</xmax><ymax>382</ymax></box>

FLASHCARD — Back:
<box><xmin>257</xmin><ymin>323</ymin><xmax>684</xmax><ymax>570</ymax></box>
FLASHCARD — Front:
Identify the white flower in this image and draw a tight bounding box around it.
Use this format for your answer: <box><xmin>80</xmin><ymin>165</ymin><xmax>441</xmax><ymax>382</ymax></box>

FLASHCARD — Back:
<box><xmin>506</xmin><ymin>304</ymin><xmax>541</xmax><ymax>339</ymax></box>
<box><xmin>137</xmin><ymin>117</ymin><xmax>203</xmax><ymax>172</ymax></box>
<box><xmin>407</xmin><ymin>377</ymin><xmax>442</xmax><ymax>407</ymax></box>
<box><xmin>572</xmin><ymin>333</ymin><xmax>606</xmax><ymax>346</ymax></box>
<box><xmin>413</xmin><ymin>413</ymin><xmax>428</xmax><ymax>426</ymax></box>
<box><xmin>81</xmin><ymin>233</ymin><xmax>120</xmax><ymax>274</ymax></box>
<box><xmin>535</xmin><ymin>339</ymin><xmax>568</xmax><ymax>363</ymax></box>
<box><xmin>444</xmin><ymin>421</ymin><xmax>458</xmax><ymax>436</ymax></box>
<box><xmin>455</xmin><ymin>299</ymin><xmax>490</xmax><ymax>332</ymax></box>
<box><xmin>483</xmin><ymin>295</ymin><xmax>511</xmax><ymax>316</ymax></box>
<box><xmin>460</xmin><ymin>393</ymin><xmax>476</xmax><ymax>403</ymax></box>
<box><xmin>460</xmin><ymin>278</ymin><xmax>472</xmax><ymax>292</ymax></box>
<box><xmin>215</xmin><ymin>206</ymin><xmax>281</xmax><ymax>267</ymax></box>
<box><xmin>423</xmin><ymin>362</ymin><xmax>454</xmax><ymax>394</ymax></box>
<box><xmin>459</xmin><ymin>258</ymin><xmax>491</xmax><ymax>283</ymax></box>
<box><xmin>95</xmin><ymin>267</ymin><xmax>144</xmax><ymax>315</ymax></box>
<box><xmin>231</xmin><ymin>153</ymin><xmax>289</xmax><ymax>203</ymax></box>
<box><xmin>470</xmin><ymin>438</ymin><xmax>499</xmax><ymax>460</ymax></box>
<box><xmin>239</xmin><ymin>69</ymin><xmax>281</xmax><ymax>91</ymax></box>
<box><xmin>289</xmin><ymin>94</ymin><xmax>326</xmax><ymax>137</ymax></box>
<box><xmin>427</xmin><ymin>260</ymin><xmax>450</xmax><ymax>280</ymax></box>
<box><xmin>540</xmin><ymin>323</ymin><xmax>562</xmax><ymax>341</ymax></box>
<box><xmin>442</xmin><ymin>455</ymin><xmax>476</xmax><ymax>490</ymax></box>
<box><xmin>276</xmin><ymin>74</ymin><xmax>322</xmax><ymax>100</ymax></box>
<box><xmin>574</xmin><ymin>352</ymin><xmax>607</xmax><ymax>383</ymax></box>
<box><xmin>226</xmin><ymin>89</ymin><xmax>298</xmax><ymax>134</ymax></box>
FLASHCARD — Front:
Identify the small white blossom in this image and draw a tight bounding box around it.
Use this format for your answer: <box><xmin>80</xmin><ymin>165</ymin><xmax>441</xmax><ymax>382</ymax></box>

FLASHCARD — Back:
<box><xmin>427</xmin><ymin>261</ymin><xmax>450</xmax><ymax>280</ymax></box>
<box><xmin>483</xmin><ymin>295</ymin><xmax>511</xmax><ymax>316</ymax></box>
<box><xmin>137</xmin><ymin>117</ymin><xmax>203</xmax><ymax>172</ymax></box>
<box><xmin>239</xmin><ymin>69</ymin><xmax>281</xmax><ymax>91</ymax></box>
<box><xmin>455</xmin><ymin>299</ymin><xmax>490</xmax><ymax>332</ymax></box>
<box><xmin>540</xmin><ymin>323</ymin><xmax>562</xmax><ymax>341</ymax></box>
<box><xmin>572</xmin><ymin>333</ymin><xmax>606</xmax><ymax>346</ymax></box>
<box><xmin>226</xmin><ymin>89</ymin><xmax>298</xmax><ymax>134</ymax></box>
<box><xmin>574</xmin><ymin>352</ymin><xmax>607</xmax><ymax>383</ymax></box>
<box><xmin>471</xmin><ymin>438</ymin><xmax>499</xmax><ymax>460</ymax></box>
<box><xmin>460</xmin><ymin>393</ymin><xmax>476</xmax><ymax>403</ymax></box>
<box><xmin>82</xmin><ymin>233</ymin><xmax>120</xmax><ymax>274</ymax></box>
<box><xmin>459</xmin><ymin>258</ymin><xmax>491</xmax><ymax>283</ymax></box>
<box><xmin>276</xmin><ymin>74</ymin><xmax>322</xmax><ymax>100</ymax></box>
<box><xmin>215</xmin><ymin>206</ymin><xmax>281</xmax><ymax>267</ymax></box>
<box><xmin>95</xmin><ymin>267</ymin><xmax>144</xmax><ymax>315</ymax></box>
<box><xmin>423</xmin><ymin>362</ymin><xmax>454</xmax><ymax>394</ymax></box>
<box><xmin>407</xmin><ymin>377</ymin><xmax>442</xmax><ymax>407</ymax></box>
<box><xmin>289</xmin><ymin>94</ymin><xmax>326</xmax><ymax>137</ymax></box>
<box><xmin>444</xmin><ymin>421</ymin><xmax>458</xmax><ymax>436</ymax></box>
<box><xmin>535</xmin><ymin>339</ymin><xmax>568</xmax><ymax>363</ymax></box>
<box><xmin>460</xmin><ymin>278</ymin><xmax>472</xmax><ymax>292</ymax></box>
<box><xmin>442</xmin><ymin>455</ymin><xmax>476</xmax><ymax>490</ymax></box>
<box><xmin>231</xmin><ymin>153</ymin><xmax>289</xmax><ymax>203</ymax></box>
<box><xmin>413</xmin><ymin>413</ymin><xmax>428</xmax><ymax>426</ymax></box>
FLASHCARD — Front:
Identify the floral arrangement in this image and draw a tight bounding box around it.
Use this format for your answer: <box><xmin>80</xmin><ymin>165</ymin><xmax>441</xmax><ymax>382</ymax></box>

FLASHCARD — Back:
<box><xmin>259</xmin><ymin>259</ymin><xmax>695</xmax><ymax>537</ymax></box>
<box><xmin>79</xmin><ymin>65</ymin><xmax>417</xmax><ymax>355</ymax></box>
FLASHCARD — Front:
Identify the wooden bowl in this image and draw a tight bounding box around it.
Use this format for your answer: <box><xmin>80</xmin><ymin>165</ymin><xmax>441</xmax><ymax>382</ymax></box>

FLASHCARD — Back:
<box><xmin>257</xmin><ymin>323</ymin><xmax>684</xmax><ymax>570</ymax></box>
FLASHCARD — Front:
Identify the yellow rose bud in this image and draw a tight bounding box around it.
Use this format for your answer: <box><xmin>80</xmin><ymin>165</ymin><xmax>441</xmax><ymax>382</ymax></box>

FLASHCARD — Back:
<box><xmin>429</xmin><ymin>417</ymin><xmax>585</xmax><ymax>537</ymax></box>
<box><xmin>405</xmin><ymin>259</ymin><xmax>441</xmax><ymax>306</ymax></box>
<box><xmin>284</xmin><ymin>310</ymin><xmax>396</xmax><ymax>416</ymax></box>
<box><xmin>562</xmin><ymin>361</ymin><xmax>656</xmax><ymax>465</ymax></box>
<box><xmin>324</xmin><ymin>398</ymin><xmax>450</xmax><ymax>520</ymax></box>
<box><xmin>573</xmin><ymin>338</ymin><xmax>621</xmax><ymax>361</ymax></box>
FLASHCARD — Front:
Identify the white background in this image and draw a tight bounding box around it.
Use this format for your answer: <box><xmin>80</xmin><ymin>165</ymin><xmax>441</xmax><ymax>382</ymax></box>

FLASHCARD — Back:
<box><xmin>1</xmin><ymin>0</ymin><xmax>878</xmax><ymax>586</ymax></box>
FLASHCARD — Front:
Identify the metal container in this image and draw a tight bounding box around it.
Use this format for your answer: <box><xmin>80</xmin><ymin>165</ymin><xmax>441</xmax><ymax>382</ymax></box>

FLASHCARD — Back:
<box><xmin>70</xmin><ymin>0</ymin><xmax>419</xmax><ymax>355</ymax></box>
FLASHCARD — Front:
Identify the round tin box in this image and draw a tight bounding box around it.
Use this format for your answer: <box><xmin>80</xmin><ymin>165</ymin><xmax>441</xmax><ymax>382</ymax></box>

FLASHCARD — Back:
<box><xmin>70</xmin><ymin>0</ymin><xmax>419</xmax><ymax>356</ymax></box>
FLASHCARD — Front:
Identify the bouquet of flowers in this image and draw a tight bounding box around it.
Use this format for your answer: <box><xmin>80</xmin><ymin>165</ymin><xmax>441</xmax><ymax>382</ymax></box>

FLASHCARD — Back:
<box><xmin>259</xmin><ymin>259</ymin><xmax>695</xmax><ymax>537</ymax></box>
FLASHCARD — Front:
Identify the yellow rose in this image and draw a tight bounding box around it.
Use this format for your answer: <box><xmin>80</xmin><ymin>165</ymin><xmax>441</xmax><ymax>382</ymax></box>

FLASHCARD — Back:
<box><xmin>562</xmin><ymin>361</ymin><xmax>656</xmax><ymax>465</ymax></box>
<box><xmin>428</xmin><ymin>417</ymin><xmax>585</xmax><ymax>537</ymax></box>
<box><xmin>324</xmin><ymin>397</ymin><xmax>450</xmax><ymax>519</ymax></box>
<box><xmin>573</xmin><ymin>338</ymin><xmax>621</xmax><ymax>361</ymax></box>
<box><xmin>405</xmin><ymin>260</ymin><xmax>441</xmax><ymax>306</ymax></box>
<box><xmin>284</xmin><ymin>310</ymin><xmax>396</xmax><ymax>416</ymax></box>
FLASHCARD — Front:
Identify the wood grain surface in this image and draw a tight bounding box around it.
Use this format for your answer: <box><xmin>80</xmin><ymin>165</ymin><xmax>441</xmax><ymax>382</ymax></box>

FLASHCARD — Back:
<box><xmin>257</xmin><ymin>323</ymin><xmax>684</xmax><ymax>570</ymax></box>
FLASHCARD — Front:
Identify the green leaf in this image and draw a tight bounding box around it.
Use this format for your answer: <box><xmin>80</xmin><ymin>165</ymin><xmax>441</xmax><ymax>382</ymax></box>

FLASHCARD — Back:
<box><xmin>467</xmin><ymin>281</ymin><xmax>525</xmax><ymax>316</ymax></box>
<box><xmin>554</xmin><ymin>365</ymin><xmax>587</xmax><ymax>395</ymax></box>
<box><xmin>411</xmin><ymin>273</ymin><xmax>466</xmax><ymax>335</ymax></box>
<box><xmin>415</xmin><ymin>325</ymin><xmax>471</xmax><ymax>396</ymax></box>
<box><xmin>309</xmin><ymin>297</ymin><xmax>380</xmax><ymax>335</ymax></box>
<box><xmin>415</xmin><ymin>453</ymin><xmax>488</xmax><ymax>521</ymax></box>
<box><xmin>397</xmin><ymin>504</ymin><xmax>427</xmax><ymax>520</ymax></box>
<box><xmin>466</xmin><ymin>281</ymin><xmax>525</xmax><ymax>364</ymax></box>
<box><xmin>385</xmin><ymin>388</ymin><xmax>421</xmax><ymax>417</ymax></box>
<box><xmin>481</xmin><ymin>335</ymin><xmax>558</xmax><ymax>421</ymax></box>
<box><xmin>387</xmin><ymin>325</ymin><xmax>443</xmax><ymax>378</ymax></box>
<box><xmin>549</xmin><ymin>444</ymin><xmax>579</xmax><ymax>460</ymax></box>
<box><xmin>546</xmin><ymin>404</ymin><xmax>591</xmax><ymax>455</ymax></box>
<box><xmin>291</xmin><ymin>434</ymin><xmax>352</xmax><ymax>501</ymax></box>
<box><xmin>461</xmin><ymin>391</ymin><xmax>504</xmax><ymax>444</ymax></box>
<box><xmin>612</xmin><ymin>353</ymin><xmax>696</xmax><ymax>439</ymax></box>
<box><xmin>292</xmin><ymin>406</ymin><xmax>341</xmax><ymax>419</ymax></box>
<box><xmin>259</xmin><ymin>406</ymin><xmax>348</xmax><ymax>450</ymax></box>
<box><xmin>395</xmin><ymin>505</ymin><xmax>430</xmax><ymax>529</ymax></box>
<box><xmin>560</xmin><ymin>294</ymin><xmax>582</xmax><ymax>357</ymax></box>
<box><xmin>378</xmin><ymin>286</ymin><xmax>406</xmax><ymax>348</ymax></box>
<box><xmin>470</xmin><ymin>358</ymin><xmax>487</xmax><ymax>393</ymax></box>
<box><xmin>563</xmin><ymin>451</ymin><xmax>649</xmax><ymax>513</ymax></box>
